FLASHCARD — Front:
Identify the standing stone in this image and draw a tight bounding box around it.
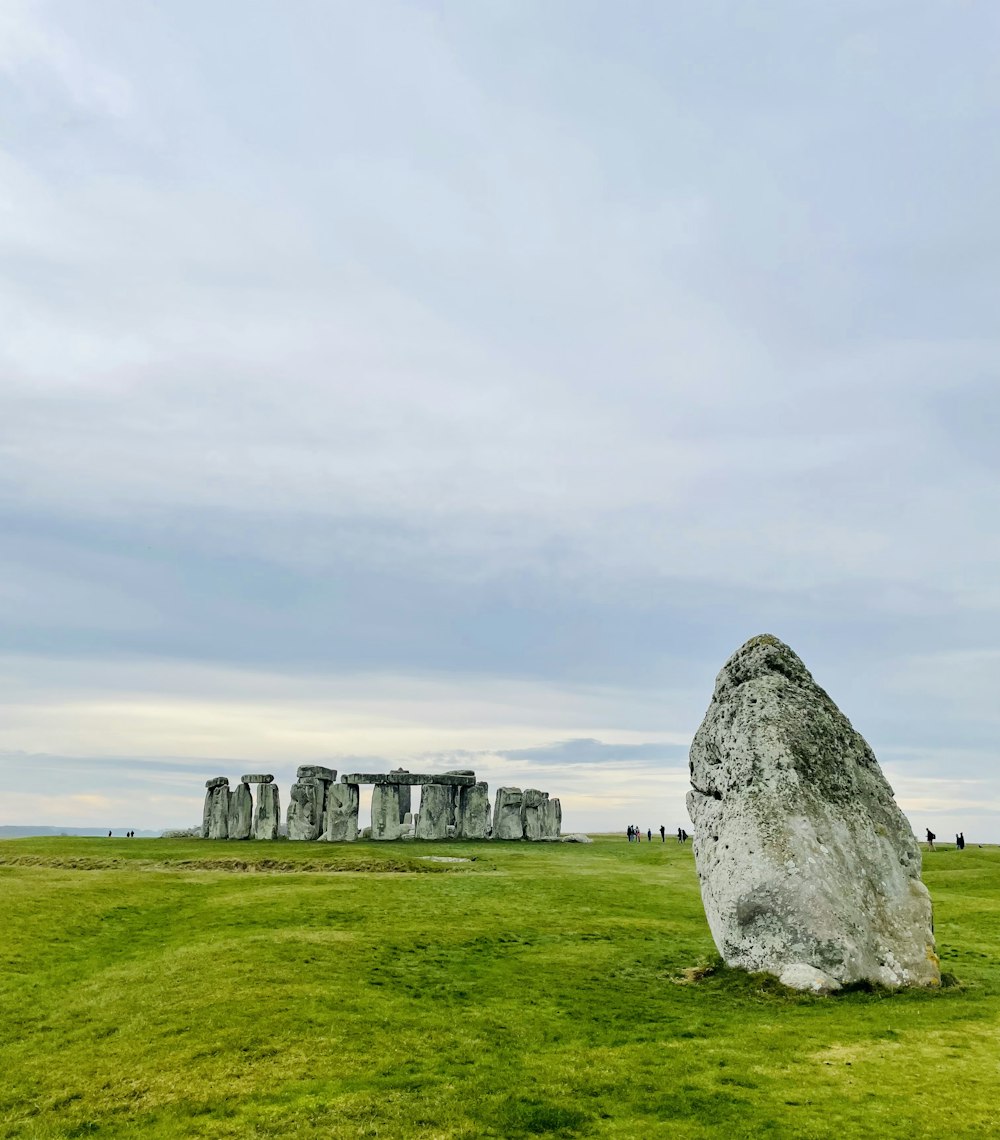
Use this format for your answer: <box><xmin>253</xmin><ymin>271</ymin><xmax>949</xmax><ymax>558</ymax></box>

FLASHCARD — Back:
<box><xmin>203</xmin><ymin>778</ymin><xmax>230</xmax><ymax>840</ymax></box>
<box><xmin>457</xmin><ymin>781</ymin><xmax>491</xmax><ymax>839</ymax></box>
<box><xmin>390</xmin><ymin>769</ymin><xmax>411</xmax><ymax>821</ymax></box>
<box><xmin>687</xmin><ymin>634</ymin><xmax>939</xmax><ymax>990</ymax></box>
<box><xmin>253</xmin><ymin>781</ymin><xmax>280</xmax><ymax>841</ymax></box>
<box><xmin>493</xmin><ymin>787</ymin><xmax>525</xmax><ymax>840</ymax></box>
<box><xmin>521</xmin><ymin>789</ymin><xmax>548</xmax><ymax>841</ymax></box>
<box><xmin>227</xmin><ymin>781</ymin><xmax>253</xmax><ymax>840</ymax></box>
<box><xmin>415</xmin><ymin>783</ymin><xmax>450</xmax><ymax>840</ymax></box>
<box><xmin>540</xmin><ymin>795</ymin><xmax>561</xmax><ymax>840</ymax></box>
<box><xmin>371</xmin><ymin>784</ymin><xmax>404</xmax><ymax>840</ymax></box>
<box><xmin>287</xmin><ymin>778</ymin><xmax>326</xmax><ymax>841</ymax></box>
<box><xmin>323</xmin><ymin>783</ymin><xmax>359</xmax><ymax>842</ymax></box>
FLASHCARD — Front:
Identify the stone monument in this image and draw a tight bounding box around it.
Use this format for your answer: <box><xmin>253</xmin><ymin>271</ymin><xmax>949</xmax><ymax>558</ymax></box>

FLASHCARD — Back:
<box><xmin>687</xmin><ymin>634</ymin><xmax>940</xmax><ymax>991</ymax></box>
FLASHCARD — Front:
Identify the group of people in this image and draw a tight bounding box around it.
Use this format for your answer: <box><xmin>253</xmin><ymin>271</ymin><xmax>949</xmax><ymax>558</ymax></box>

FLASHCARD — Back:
<box><xmin>924</xmin><ymin>829</ymin><xmax>965</xmax><ymax>851</ymax></box>
<box><xmin>108</xmin><ymin>830</ymin><xmax>137</xmax><ymax>838</ymax></box>
<box><xmin>625</xmin><ymin>825</ymin><xmax>689</xmax><ymax>843</ymax></box>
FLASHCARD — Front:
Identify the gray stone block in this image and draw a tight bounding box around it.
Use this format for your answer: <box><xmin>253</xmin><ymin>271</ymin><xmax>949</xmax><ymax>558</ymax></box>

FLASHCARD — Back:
<box><xmin>253</xmin><ymin>781</ymin><xmax>280</xmax><ymax>841</ymax></box>
<box><xmin>297</xmin><ymin>765</ymin><xmax>336</xmax><ymax>782</ymax></box>
<box><xmin>287</xmin><ymin>778</ymin><xmax>326</xmax><ymax>841</ymax></box>
<box><xmin>227</xmin><ymin>781</ymin><xmax>253</xmax><ymax>840</ymax></box>
<box><xmin>323</xmin><ymin>782</ymin><xmax>359</xmax><ymax>842</ymax></box>
<box><xmin>415</xmin><ymin>784</ymin><xmax>450</xmax><ymax>839</ymax></box>
<box><xmin>688</xmin><ymin>634</ymin><xmax>939</xmax><ymax>989</ymax></box>
<box><xmin>493</xmin><ymin>787</ymin><xmax>524</xmax><ymax>840</ymax></box>
<box><xmin>241</xmin><ymin>774</ymin><xmax>274</xmax><ymax>784</ymax></box>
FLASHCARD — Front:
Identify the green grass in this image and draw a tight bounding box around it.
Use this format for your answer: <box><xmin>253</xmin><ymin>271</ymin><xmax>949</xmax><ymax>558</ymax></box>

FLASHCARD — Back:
<box><xmin>1</xmin><ymin>837</ymin><xmax>998</xmax><ymax>1139</ymax></box>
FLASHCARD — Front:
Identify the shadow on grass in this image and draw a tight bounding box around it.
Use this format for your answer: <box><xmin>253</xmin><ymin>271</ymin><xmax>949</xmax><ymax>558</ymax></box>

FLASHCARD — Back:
<box><xmin>674</xmin><ymin>955</ymin><xmax>962</xmax><ymax>1002</ymax></box>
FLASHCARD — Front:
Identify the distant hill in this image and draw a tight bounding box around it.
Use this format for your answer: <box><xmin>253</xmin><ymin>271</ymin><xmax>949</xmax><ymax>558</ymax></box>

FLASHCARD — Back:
<box><xmin>0</xmin><ymin>826</ymin><xmax>165</xmax><ymax>839</ymax></box>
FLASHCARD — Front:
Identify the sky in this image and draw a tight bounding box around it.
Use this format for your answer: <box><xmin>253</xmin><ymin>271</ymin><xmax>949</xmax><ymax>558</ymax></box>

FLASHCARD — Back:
<box><xmin>2</xmin><ymin>1</ymin><xmax>999</xmax><ymax>838</ymax></box>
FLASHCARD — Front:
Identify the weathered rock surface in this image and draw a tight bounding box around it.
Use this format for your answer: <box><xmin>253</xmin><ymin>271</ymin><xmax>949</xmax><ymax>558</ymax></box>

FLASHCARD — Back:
<box><xmin>541</xmin><ymin>796</ymin><xmax>562</xmax><ymax>840</ymax></box>
<box><xmin>457</xmin><ymin>781</ymin><xmax>491</xmax><ymax>839</ymax></box>
<box><xmin>297</xmin><ymin>765</ymin><xmax>335</xmax><ymax>782</ymax></box>
<box><xmin>227</xmin><ymin>781</ymin><xmax>253</xmax><ymax>840</ymax></box>
<box><xmin>779</xmin><ymin>963</ymin><xmax>842</xmax><ymax>994</ymax></box>
<box><xmin>521</xmin><ymin>789</ymin><xmax>548</xmax><ymax>841</ymax></box>
<box><xmin>493</xmin><ymin>787</ymin><xmax>524</xmax><ymax>840</ymax></box>
<box><xmin>240</xmin><ymin>774</ymin><xmax>274</xmax><ymax>784</ymax></box>
<box><xmin>371</xmin><ymin>784</ymin><xmax>405</xmax><ymax>840</ymax></box>
<box><xmin>253</xmin><ymin>781</ymin><xmax>281</xmax><ymax>841</ymax></box>
<box><xmin>323</xmin><ymin>782</ymin><xmax>359</xmax><ymax>842</ymax></box>
<box><xmin>390</xmin><ymin>769</ymin><xmax>411</xmax><ymax>820</ymax></box>
<box><xmin>287</xmin><ymin>778</ymin><xmax>326</xmax><ymax>841</ymax></box>
<box><xmin>560</xmin><ymin>833</ymin><xmax>592</xmax><ymax>843</ymax></box>
<box><xmin>203</xmin><ymin>779</ymin><xmax>230</xmax><ymax>839</ymax></box>
<box><xmin>415</xmin><ymin>783</ymin><xmax>450</xmax><ymax>839</ymax></box>
<box><xmin>341</xmin><ymin>772</ymin><xmax>475</xmax><ymax>786</ymax></box>
<box><xmin>687</xmin><ymin>634</ymin><xmax>939</xmax><ymax>989</ymax></box>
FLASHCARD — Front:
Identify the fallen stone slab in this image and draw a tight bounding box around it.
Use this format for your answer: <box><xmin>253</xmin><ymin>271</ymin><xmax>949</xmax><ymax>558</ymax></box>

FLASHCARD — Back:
<box><xmin>560</xmin><ymin>833</ymin><xmax>593</xmax><ymax>844</ymax></box>
<box><xmin>688</xmin><ymin>634</ymin><xmax>939</xmax><ymax>990</ymax></box>
<box><xmin>241</xmin><ymin>774</ymin><xmax>274</xmax><ymax>784</ymax></box>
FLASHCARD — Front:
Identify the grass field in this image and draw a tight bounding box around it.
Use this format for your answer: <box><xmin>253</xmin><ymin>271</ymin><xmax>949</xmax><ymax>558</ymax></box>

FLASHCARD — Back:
<box><xmin>1</xmin><ymin>835</ymin><xmax>998</xmax><ymax>1139</ymax></box>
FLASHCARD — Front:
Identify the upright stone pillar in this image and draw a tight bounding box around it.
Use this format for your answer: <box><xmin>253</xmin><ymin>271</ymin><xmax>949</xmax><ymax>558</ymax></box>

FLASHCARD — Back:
<box><xmin>390</xmin><ymin>768</ymin><xmax>411</xmax><ymax>821</ymax></box>
<box><xmin>371</xmin><ymin>784</ymin><xmax>405</xmax><ymax>840</ymax></box>
<box><xmin>540</xmin><ymin>796</ymin><xmax>561</xmax><ymax>839</ymax></box>
<box><xmin>415</xmin><ymin>783</ymin><xmax>450</xmax><ymax>839</ymax></box>
<box><xmin>443</xmin><ymin>769</ymin><xmax>475</xmax><ymax>829</ymax></box>
<box><xmin>323</xmin><ymin>783</ymin><xmax>359</xmax><ymax>842</ymax></box>
<box><xmin>287</xmin><ymin>778</ymin><xmax>326</xmax><ymax>841</ymax></box>
<box><xmin>253</xmin><ymin>781</ymin><xmax>280</xmax><ymax>840</ymax></box>
<box><xmin>227</xmin><ymin>781</ymin><xmax>253</xmax><ymax>840</ymax></box>
<box><xmin>457</xmin><ymin>781</ymin><xmax>491</xmax><ymax>839</ymax></box>
<box><xmin>493</xmin><ymin>787</ymin><xmax>524</xmax><ymax>840</ymax></box>
<box><xmin>522</xmin><ymin>789</ymin><xmax>548</xmax><ymax>841</ymax></box>
<box><xmin>203</xmin><ymin>777</ymin><xmax>230</xmax><ymax>840</ymax></box>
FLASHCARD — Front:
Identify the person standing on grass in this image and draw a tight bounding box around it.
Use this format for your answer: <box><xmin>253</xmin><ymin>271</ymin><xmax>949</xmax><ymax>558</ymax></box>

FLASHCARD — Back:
<box><xmin>647</xmin><ymin>828</ymin><xmax>652</xmax><ymax>842</ymax></box>
<box><xmin>926</xmin><ymin>828</ymin><xmax>935</xmax><ymax>850</ymax></box>
<box><xmin>660</xmin><ymin>825</ymin><xmax>665</xmax><ymax>842</ymax></box>
<box><xmin>958</xmin><ymin>832</ymin><xmax>965</xmax><ymax>850</ymax></box>
<box><xmin>626</xmin><ymin>825</ymin><xmax>632</xmax><ymax>842</ymax></box>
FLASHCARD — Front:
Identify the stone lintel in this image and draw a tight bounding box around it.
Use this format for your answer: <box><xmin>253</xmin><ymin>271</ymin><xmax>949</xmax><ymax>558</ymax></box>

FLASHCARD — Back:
<box><xmin>340</xmin><ymin>773</ymin><xmax>475</xmax><ymax>787</ymax></box>
<box><xmin>241</xmin><ymin>774</ymin><xmax>275</xmax><ymax>784</ymax></box>
<box><xmin>205</xmin><ymin>776</ymin><xmax>230</xmax><ymax>789</ymax></box>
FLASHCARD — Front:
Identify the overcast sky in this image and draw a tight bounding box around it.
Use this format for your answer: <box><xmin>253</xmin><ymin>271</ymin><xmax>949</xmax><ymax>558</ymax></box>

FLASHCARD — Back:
<box><xmin>2</xmin><ymin>1</ymin><xmax>998</xmax><ymax>838</ymax></box>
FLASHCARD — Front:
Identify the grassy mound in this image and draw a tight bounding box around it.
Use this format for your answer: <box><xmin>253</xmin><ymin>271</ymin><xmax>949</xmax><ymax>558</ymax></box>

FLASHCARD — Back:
<box><xmin>0</xmin><ymin>836</ymin><xmax>997</xmax><ymax>1138</ymax></box>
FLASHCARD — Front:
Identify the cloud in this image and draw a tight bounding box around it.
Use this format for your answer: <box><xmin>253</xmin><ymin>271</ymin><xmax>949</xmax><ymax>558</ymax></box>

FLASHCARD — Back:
<box><xmin>1</xmin><ymin>3</ymin><xmax>999</xmax><ymax>837</ymax></box>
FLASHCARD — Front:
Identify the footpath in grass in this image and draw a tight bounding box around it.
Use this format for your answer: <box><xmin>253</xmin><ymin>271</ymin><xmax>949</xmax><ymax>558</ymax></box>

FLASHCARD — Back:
<box><xmin>1</xmin><ymin>836</ymin><xmax>998</xmax><ymax>1139</ymax></box>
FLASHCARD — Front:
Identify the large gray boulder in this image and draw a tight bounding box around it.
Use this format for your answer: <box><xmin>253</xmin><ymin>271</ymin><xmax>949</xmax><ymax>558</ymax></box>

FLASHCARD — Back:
<box><xmin>493</xmin><ymin>787</ymin><xmax>524</xmax><ymax>840</ymax></box>
<box><xmin>253</xmin><ymin>781</ymin><xmax>281</xmax><ymax>841</ymax></box>
<box><xmin>227</xmin><ymin>781</ymin><xmax>253</xmax><ymax>840</ymax></box>
<box><xmin>687</xmin><ymin>635</ymin><xmax>939</xmax><ymax>990</ymax></box>
<box><xmin>415</xmin><ymin>783</ymin><xmax>450</xmax><ymax>839</ymax></box>
<box><xmin>323</xmin><ymin>782</ymin><xmax>359</xmax><ymax>842</ymax></box>
<box><xmin>287</xmin><ymin>778</ymin><xmax>326</xmax><ymax>841</ymax></box>
<box><xmin>457</xmin><ymin>781</ymin><xmax>491</xmax><ymax>839</ymax></box>
<box><xmin>297</xmin><ymin>765</ymin><xmax>335</xmax><ymax>782</ymax></box>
